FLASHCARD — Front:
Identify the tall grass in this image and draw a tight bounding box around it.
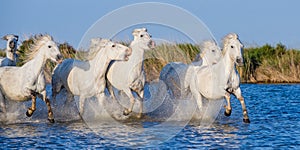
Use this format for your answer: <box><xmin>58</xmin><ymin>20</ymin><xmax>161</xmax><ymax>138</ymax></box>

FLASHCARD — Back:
<box><xmin>0</xmin><ymin>49</ymin><xmax>5</xmax><ymax>57</ymax></box>
<box><xmin>9</xmin><ymin>36</ymin><xmax>300</xmax><ymax>83</ymax></box>
<box><xmin>242</xmin><ymin>43</ymin><xmax>300</xmax><ymax>83</ymax></box>
<box><xmin>144</xmin><ymin>43</ymin><xmax>200</xmax><ymax>81</ymax></box>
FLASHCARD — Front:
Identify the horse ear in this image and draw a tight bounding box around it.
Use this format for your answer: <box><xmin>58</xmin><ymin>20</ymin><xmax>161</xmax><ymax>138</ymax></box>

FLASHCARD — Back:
<box><xmin>91</xmin><ymin>38</ymin><xmax>101</xmax><ymax>43</ymax></box>
<box><xmin>132</xmin><ymin>30</ymin><xmax>139</xmax><ymax>37</ymax></box>
<box><xmin>99</xmin><ymin>38</ymin><xmax>110</xmax><ymax>47</ymax></box>
<box><xmin>2</xmin><ymin>35</ymin><xmax>8</xmax><ymax>41</ymax></box>
<box><xmin>15</xmin><ymin>35</ymin><xmax>19</xmax><ymax>41</ymax></box>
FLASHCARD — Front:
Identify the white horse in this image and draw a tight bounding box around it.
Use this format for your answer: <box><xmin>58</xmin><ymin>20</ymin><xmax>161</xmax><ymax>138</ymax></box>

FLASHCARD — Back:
<box><xmin>52</xmin><ymin>38</ymin><xmax>132</xmax><ymax>115</ymax></box>
<box><xmin>194</xmin><ymin>41</ymin><xmax>247</xmax><ymax>120</ymax></box>
<box><xmin>189</xmin><ymin>33</ymin><xmax>250</xmax><ymax>123</ymax></box>
<box><xmin>106</xmin><ymin>28</ymin><xmax>155</xmax><ymax>118</ymax></box>
<box><xmin>159</xmin><ymin>41</ymin><xmax>222</xmax><ymax>99</ymax></box>
<box><xmin>1</xmin><ymin>34</ymin><xmax>19</xmax><ymax>66</ymax></box>
<box><xmin>0</xmin><ymin>34</ymin><xmax>63</xmax><ymax>123</ymax></box>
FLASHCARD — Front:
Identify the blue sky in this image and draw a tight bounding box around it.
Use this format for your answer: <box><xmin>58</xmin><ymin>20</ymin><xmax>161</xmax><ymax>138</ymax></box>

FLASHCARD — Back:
<box><xmin>1</xmin><ymin>0</ymin><xmax>300</xmax><ymax>49</ymax></box>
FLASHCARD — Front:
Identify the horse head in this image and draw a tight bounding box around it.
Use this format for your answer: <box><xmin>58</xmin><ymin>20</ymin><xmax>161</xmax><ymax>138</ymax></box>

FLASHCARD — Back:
<box><xmin>223</xmin><ymin>33</ymin><xmax>244</xmax><ymax>66</ymax></box>
<box><xmin>35</xmin><ymin>34</ymin><xmax>63</xmax><ymax>64</ymax></box>
<box><xmin>199</xmin><ymin>40</ymin><xmax>222</xmax><ymax>65</ymax></box>
<box><xmin>2</xmin><ymin>34</ymin><xmax>18</xmax><ymax>52</ymax></box>
<box><xmin>132</xmin><ymin>28</ymin><xmax>155</xmax><ymax>50</ymax></box>
<box><xmin>98</xmin><ymin>39</ymin><xmax>132</xmax><ymax>61</ymax></box>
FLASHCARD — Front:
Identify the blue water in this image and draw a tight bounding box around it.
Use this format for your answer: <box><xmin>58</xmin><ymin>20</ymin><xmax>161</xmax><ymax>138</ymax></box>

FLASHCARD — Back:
<box><xmin>0</xmin><ymin>84</ymin><xmax>300</xmax><ymax>149</ymax></box>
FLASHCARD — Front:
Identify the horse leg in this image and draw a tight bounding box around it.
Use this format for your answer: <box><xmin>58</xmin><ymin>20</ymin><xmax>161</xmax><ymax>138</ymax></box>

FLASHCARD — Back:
<box><xmin>234</xmin><ymin>88</ymin><xmax>250</xmax><ymax>123</ymax></box>
<box><xmin>224</xmin><ymin>92</ymin><xmax>232</xmax><ymax>116</ymax></box>
<box><xmin>0</xmin><ymin>91</ymin><xmax>6</xmax><ymax>114</ymax></box>
<box><xmin>40</xmin><ymin>91</ymin><xmax>55</xmax><ymax>123</ymax></box>
<box><xmin>52</xmin><ymin>81</ymin><xmax>62</xmax><ymax>104</ymax></box>
<box><xmin>52</xmin><ymin>86</ymin><xmax>58</xmax><ymax>104</ymax></box>
<box><xmin>79</xmin><ymin>96</ymin><xmax>86</xmax><ymax>115</ymax></box>
<box><xmin>107</xmin><ymin>81</ymin><xmax>118</xmax><ymax>103</ymax></box>
<box><xmin>26</xmin><ymin>94</ymin><xmax>36</xmax><ymax>117</ymax></box>
<box><xmin>123</xmin><ymin>89</ymin><xmax>135</xmax><ymax>116</ymax></box>
<box><xmin>136</xmin><ymin>89</ymin><xmax>144</xmax><ymax>119</ymax></box>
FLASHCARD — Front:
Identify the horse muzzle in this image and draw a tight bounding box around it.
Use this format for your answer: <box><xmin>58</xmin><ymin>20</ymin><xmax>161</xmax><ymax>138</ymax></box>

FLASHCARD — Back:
<box><xmin>236</xmin><ymin>58</ymin><xmax>244</xmax><ymax>66</ymax></box>
<box><xmin>56</xmin><ymin>54</ymin><xmax>64</xmax><ymax>64</ymax></box>
<box><xmin>9</xmin><ymin>41</ymin><xmax>16</xmax><ymax>49</ymax></box>
<box><xmin>148</xmin><ymin>40</ymin><xmax>155</xmax><ymax>49</ymax></box>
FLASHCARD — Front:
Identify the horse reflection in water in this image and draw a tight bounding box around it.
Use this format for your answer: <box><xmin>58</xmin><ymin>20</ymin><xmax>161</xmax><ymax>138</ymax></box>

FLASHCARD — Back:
<box><xmin>0</xmin><ymin>34</ymin><xmax>63</xmax><ymax>123</ymax></box>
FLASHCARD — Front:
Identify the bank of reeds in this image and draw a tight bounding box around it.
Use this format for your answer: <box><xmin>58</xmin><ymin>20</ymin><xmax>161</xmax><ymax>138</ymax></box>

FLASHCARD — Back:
<box><xmin>4</xmin><ymin>36</ymin><xmax>300</xmax><ymax>83</ymax></box>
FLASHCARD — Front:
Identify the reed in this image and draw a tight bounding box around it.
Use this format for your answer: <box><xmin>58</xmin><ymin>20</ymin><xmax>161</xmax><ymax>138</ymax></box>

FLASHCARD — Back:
<box><xmin>14</xmin><ymin>37</ymin><xmax>300</xmax><ymax>83</ymax></box>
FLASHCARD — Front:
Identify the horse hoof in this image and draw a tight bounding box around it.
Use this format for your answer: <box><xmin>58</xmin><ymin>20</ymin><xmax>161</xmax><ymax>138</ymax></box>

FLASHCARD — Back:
<box><xmin>224</xmin><ymin>111</ymin><xmax>232</xmax><ymax>117</ymax></box>
<box><xmin>48</xmin><ymin>118</ymin><xmax>55</xmax><ymax>123</ymax></box>
<box><xmin>243</xmin><ymin>118</ymin><xmax>250</xmax><ymax>123</ymax></box>
<box><xmin>123</xmin><ymin>109</ymin><xmax>130</xmax><ymax>116</ymax></box>
<box><xmin>26</xmin><ymin>111</ymin><xmax>32</xmax><ymax>117</ymax></box>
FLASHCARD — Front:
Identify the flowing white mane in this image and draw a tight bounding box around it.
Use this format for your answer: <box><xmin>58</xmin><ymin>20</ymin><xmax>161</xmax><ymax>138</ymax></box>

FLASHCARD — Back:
<box><xmin>221</xmin><ymin>33</ymin><xmax>239</xmax><ymax>55</ymax></box>
<box><xmin>84</xmin><ymin>38</ymin><xmax>110</xmax><ymax>60</ymax></box>
<box><xmin>25</xmin><ymin>34</ymin><xmax>53</xmax><ymax>62</ymax></box>
<box><xmin>200</xmin><ymin>40</ymin><xmax>218</xmax><ymax>56</ymax></box>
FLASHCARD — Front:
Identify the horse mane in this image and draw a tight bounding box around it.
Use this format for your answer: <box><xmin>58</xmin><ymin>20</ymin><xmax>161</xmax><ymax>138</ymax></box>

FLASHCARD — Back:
<box><xmin>24</xmin><ymin>34</ymin><xmax>53</xmax><ymax>62</ymax></box>
<box><xmin>84</xmin><ymin>38</ymin><xmax>110</xmax><ymax>60</ymax></box>
<box><xmin>221</xmin><ymin>33</ymin><xmax>239</xmax><ymax>55</ymax></box>
<box><xmin>196</xmin><ymin>40</ymin><xmax>217</xmax><ymax>59</ymax></box>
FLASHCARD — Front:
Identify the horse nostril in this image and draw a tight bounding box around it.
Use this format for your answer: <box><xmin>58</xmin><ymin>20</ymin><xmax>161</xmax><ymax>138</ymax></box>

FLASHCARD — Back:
<box><xmin>236</xmin><ymin>58</ymin><xmax>244</xmax><ymax>64</ymax></box>
<box><xmin>57</xmin><ymin>54</ymin><xmax>63</xmax><ymax>60</ymax></box>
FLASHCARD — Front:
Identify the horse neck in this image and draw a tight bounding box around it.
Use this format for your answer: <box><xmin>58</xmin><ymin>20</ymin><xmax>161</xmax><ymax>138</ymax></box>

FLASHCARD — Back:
<box><xmin>221</xmin><ymin>48</ymin><xmax>235</xmax><ymax>82</ymax></box>
<box><xmin>129</xmin><ymin>41</ymin><xmax>145</xmax><ymax>70</ymax></box>
<box><xmin>89</xmin><ymin>49</ymin><xmax>111</xmax><ymax>82</ymax></box>
<box><xmin>6</xmin><ymin>49</ymin><xmax>15</xmax><ymax>61</ymax></box>
<box><xmin>201</xmin><ymin>58</ymin><xmax>209</xmax><ymax>66</ymax></box>
<box><xmin>22</xmin><ymin>48</ymin><xmax>46</xmax><ymax>78</ymax></box>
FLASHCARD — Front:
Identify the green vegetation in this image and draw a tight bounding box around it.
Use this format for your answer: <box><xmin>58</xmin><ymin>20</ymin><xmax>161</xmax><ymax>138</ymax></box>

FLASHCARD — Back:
<box><xmin>4</xmin><ymin>36</ymin><xmax>300</xmax><ymax>83</ymax></box>
<box><xmin>0</xmin><ymin>50</ymin><xmax>5</xmax><ymax>57</ymax></box>
<box><xmin>242</xmin><ymin>43</ymin><xmax>300</xmax><ymax>83</ymax></box>
<box><xmin>144</xmin><ymin>43</ymin><xmax>200</xmax><ymax>81</ymax></box>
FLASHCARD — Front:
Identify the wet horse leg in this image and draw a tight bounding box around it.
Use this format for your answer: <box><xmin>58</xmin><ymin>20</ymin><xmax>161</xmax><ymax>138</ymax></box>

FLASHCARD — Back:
<box><xmin>107</xmin><ymin>81</ymin><xmax>119</xmax><ymax>105</ymax></box>
<box><xmin>26</xmin><ymin>94</ymin><xmax>36</xmax><ymax>117</ymax></box>
<box><xmin>79</xmin><ymin>96</ymin><xmax>85</xmax><ymax>115</ymax></box>
<box><xmin>233</xmin><ymin>87</ymin><xmax>250</xmax><ymax>123</ymax></box>
<box><xmin>123</xmin><ymin>88</ymin><xmax>135</xmax><ymax>116</ymax></box>
<box><xmin>0</xmin><ymin>91</ymin><xmax>6</xmax><ymax>114</ymax></box>
<box><xmin>136</xmin><ymin>89</ymin><xmax>144</xmax><ymax>119</ymax></box>
<box><xmin>40</xmin><ymin>91</ymin><xmax>55</xmax><ymax>123</ymax></box>
<box><xmin>224</xmin><ymin>92</ymin><xmax>232</xmax><ymax>116</ymax></box>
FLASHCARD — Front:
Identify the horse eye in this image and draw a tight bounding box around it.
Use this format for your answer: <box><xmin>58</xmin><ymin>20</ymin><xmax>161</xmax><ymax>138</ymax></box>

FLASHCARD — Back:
<box><xmin>212</xmin><ymin>50</ymin><xmax>215</xmax><ymax>52</ymax></box>
<box><xmin>231</xmin><ymin>46</ymin><xmax>234</xmax><ymax>48</ymax></box>
<box><xmin>140</xmin><ymin>35</ymin><xmax>144</xmax><ymax>37</ymax></box>
<box><xmin>48</xmin><ymin>45</ymin><xmax>52</xmax><ymax>48</ymax></box>
<box><xmin>112</xmin><ymin>44</ymin><xmax>116</xmax><ymax>48</ymax></box>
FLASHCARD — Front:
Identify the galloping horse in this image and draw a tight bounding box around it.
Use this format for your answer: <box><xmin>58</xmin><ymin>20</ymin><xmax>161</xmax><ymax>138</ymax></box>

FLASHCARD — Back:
<box><xmin>159</xmin><ymin>40</ymin><xmax>222</xmax><ymax>99</ymax></box>
<box><xmin>189</xmin><ymin>33</ymin><xmax>250</xmax><ymax>123</ymax></box>
<box><xmin>193</xmin><ymin>37</ymin><xmax>248</xmax><ymax>121</ymax></box>
<box><xmin>106</xmin><ymin>28</ymin><xmax>155</xmax><ymax>118</ymax></box>
<box><xmin>52</xmin><ymin>38</ymin><xmax>132</xmax><ymax>115</ymax></box>
<box><xmin>0</xmin><ymin>34</ymin><xmax>63</xmax><ymax>123</ymax></box>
